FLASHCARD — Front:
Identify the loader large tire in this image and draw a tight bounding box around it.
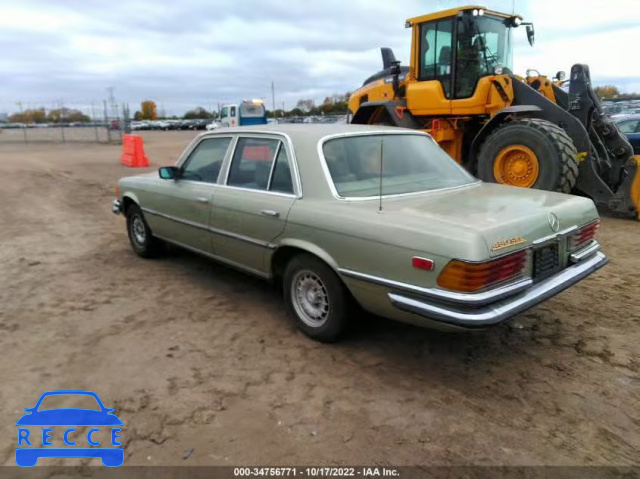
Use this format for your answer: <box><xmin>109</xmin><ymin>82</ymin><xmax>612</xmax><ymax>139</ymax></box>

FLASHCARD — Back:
<box><xmin>477</xmin><ymin>118</ymin><xmax>579</xmax><ymax>194</ymax></box>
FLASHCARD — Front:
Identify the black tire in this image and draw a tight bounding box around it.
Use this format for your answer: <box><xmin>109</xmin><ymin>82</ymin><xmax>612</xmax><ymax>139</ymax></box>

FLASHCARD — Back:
<box><xmin>126</xmin><ymin>203</ymin><xmax>163</xmax><ymax>258</ymax></box>
<box><xmin>283</xmin><ymin>254</ymin><xmax>350</xmax><ymax>343</ymax></box>
<box><xmin>477</xmin><ymin>118</ymin><xmax>579</xmax><ymax>194</ymax></box>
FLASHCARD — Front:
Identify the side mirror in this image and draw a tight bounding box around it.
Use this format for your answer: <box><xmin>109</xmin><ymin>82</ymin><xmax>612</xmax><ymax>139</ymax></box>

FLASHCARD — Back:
<box><xmin>159</xmin><ymin>166</ymin><xmax>179</xmax><ymax>180</ymax></box>
<box><xmin>526</xmin><ymin>24</ymin><xmax>535</xmax><ymax>46</ymax></box>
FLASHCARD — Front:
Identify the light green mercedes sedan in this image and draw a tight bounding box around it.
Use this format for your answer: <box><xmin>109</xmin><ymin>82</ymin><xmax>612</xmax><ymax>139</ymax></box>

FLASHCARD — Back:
<box><xmin>113</xmin><ymin>124</ymin><xmax>608</xmax><ymax>342</ymax></box>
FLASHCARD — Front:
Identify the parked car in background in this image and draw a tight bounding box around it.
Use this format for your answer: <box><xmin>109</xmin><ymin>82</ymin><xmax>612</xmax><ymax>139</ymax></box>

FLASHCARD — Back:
<box><xmin>205</xmin><ymin>121</ymin><xmax>219</xmax><ymax>131</ymax></box>
<box><xmin>113</xmin><ymin>124</ymin><xmax>607</xmax><ymax>342</ymax></box>
<box><xmin>613</xmin><ymin>114</ymin><xmax>640</xmax><ymax>155</ymax></box>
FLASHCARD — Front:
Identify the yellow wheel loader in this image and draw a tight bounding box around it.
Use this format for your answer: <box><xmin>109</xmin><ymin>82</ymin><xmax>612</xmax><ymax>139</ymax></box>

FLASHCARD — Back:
<box><xmin>348</xmin><ymin>5</ymin><xmax>640</xmax><ymax>219</ymax></box>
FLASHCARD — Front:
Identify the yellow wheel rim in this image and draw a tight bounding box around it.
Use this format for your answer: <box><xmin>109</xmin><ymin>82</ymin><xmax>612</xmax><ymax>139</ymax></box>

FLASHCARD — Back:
<box><xmin>493</xmin><ymin>145</ymin><xmax>540</xmax><ymax>188</ymax></box>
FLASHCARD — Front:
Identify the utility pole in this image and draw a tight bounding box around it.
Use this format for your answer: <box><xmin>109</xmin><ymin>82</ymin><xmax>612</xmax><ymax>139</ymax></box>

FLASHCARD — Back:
<box><xmin>16</xmin><ymin>101</ymin><xmax>26</xmax><ymax>144</ymax></box>
<box><xmin>271</xmin><ymin>81</ymin><xmax>276</xmax><ymax>114</ymax></box>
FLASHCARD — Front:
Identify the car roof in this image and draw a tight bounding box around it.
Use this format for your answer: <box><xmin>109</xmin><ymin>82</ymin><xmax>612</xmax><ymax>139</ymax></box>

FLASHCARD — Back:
<box><xmin>199</xmin><ymin>123</ymin><xmax>421</xmax><ymax>144</ymax></box>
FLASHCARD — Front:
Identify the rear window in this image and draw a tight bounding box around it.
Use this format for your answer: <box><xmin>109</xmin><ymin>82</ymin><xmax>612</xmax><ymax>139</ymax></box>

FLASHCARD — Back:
<box><xmin>321</xmin><ymin>134</ymin><xmax>476</xmax><ymax>197</ymax></box>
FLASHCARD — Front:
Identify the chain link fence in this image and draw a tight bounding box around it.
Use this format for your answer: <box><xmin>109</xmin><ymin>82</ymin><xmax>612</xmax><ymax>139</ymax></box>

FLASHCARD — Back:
<box><xmin>0</xmin><ymin>100</ymin><xmax>130</xmax><ymax>144</ymax></box>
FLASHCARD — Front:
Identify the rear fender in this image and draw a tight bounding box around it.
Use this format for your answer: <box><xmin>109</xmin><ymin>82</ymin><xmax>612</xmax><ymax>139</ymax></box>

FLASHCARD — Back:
<box><xmin>269</xmin><ymin>238</ymin><xmax>340</xmax><ymax>273</ymax></box>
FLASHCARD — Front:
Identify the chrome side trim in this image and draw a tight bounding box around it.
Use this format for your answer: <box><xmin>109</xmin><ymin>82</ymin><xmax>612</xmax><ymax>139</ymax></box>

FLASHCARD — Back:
<box><xmin>207</xmin><ymin>225</ymin><xmax>277</xmax><ymax>249</ymax></box>
<box><xmin>389</xmin><ymin>252</ymin><xmax>608</xmax><ymax>327</ymax></box>
<box><xmin>316</xmin><ymin>130</ymin><xmax>480</xmax><ymax>201</ymax></box>
<box><xmin>570</xmin><ymin>240</ymin><xmax>600</xmax><ymax>263</ymax></box>
<box><xmin>338</xmin><ymin>268</ymin><xmax>533</xmax><ymax>306</ymax></box>
<box><xmin>142</xmin><ymin>207</ymin><xmax>210</xmax><ymax>231</ymax></box>
<box><xmin>112</xmin><ymin>199</ymin><xmax>121</xmax><ymax>215</ymax></box>
<box><xmin>153</xmin><ymin>234</ymin><xmax>270</xmax><ymax>279</ymax></box>
<box><xmin>142</xmin><ymin>207</ymin><xmax>276</xmax><ymax>249</ymax></box>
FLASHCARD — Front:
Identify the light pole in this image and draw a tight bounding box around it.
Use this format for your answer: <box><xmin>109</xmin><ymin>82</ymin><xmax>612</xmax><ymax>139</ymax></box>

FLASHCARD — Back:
<box><xmin>16</xmin><ymin>101</ymin><xmax>26</xmax><ymax>143</ymax></box>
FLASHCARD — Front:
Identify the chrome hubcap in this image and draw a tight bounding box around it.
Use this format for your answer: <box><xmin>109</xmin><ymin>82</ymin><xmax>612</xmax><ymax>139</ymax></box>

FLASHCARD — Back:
<box><xmin>132</xmin><ymin>215</ymin><xmax>146</xmax><ymax>245</ymax></box>
<box><xmin>291</xmin><ymin>270</ymin><xmax>330</xmax><ymax>327</ymax></box>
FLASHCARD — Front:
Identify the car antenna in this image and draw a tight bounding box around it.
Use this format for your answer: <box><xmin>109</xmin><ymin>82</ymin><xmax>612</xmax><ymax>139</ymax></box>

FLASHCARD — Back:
<box><xmin>378</xmin><ymin>137</ymin><xmax>384</xmax><ymax>213</ymax></box>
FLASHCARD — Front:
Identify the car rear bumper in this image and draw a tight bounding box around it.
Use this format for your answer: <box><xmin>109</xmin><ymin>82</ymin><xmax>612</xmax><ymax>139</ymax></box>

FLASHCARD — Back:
<box><xmin>112</xmin><ymin>199</ymin><xmax>122</xmax><ymax>215</ymax></box>
<box><xmin>388</xmin><ymin>251</ymin><xmax>608</xmax><ymax>328</ymax></box>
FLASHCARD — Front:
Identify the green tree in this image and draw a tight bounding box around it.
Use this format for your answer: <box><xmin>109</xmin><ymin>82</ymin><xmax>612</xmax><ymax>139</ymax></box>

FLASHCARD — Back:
<box><xmin>183</xmin><ymin>107</ymin><xmax>213</xmax><ymax>119</ymax></box>
<box><xmin>594</xmin><ymin>85</ymin><xmax>620</xmax><ymax>99</ymax></box>
<box><xmin>9</xmin><ymin>108</ymin><xmax>46</xmax><ymax>124</ymax></box>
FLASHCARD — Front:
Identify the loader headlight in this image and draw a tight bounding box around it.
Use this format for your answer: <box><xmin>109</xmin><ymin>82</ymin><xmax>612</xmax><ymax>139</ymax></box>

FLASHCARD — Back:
<box><xmin>556</xmin><ymin>70</ymin><xmax>566</xmax><ymax>81</ymax></box>
<box><xmin>512</xmin><ymin>17</ymin><xmax>522</xmax><ymax>26</ymax></box>
<box><xmin>494</xmin><ymin>64</ymin><xmax>504</xmax><ymax>75</ymax></box>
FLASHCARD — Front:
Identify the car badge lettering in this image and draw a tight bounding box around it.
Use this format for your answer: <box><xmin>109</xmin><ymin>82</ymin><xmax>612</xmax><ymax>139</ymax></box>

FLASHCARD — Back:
<box><xmin>491</xmin><ymin>236</ymin><xmax>527</xmax><ymax>251</ymax></box>
<box><xmin>15</xmin><ymin>390</ymin><xmax>123</xmax><ymax>467</ymax></box>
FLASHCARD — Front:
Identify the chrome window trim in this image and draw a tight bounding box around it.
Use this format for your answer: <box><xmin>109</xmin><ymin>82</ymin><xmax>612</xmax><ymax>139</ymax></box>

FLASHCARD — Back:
<box><xmin>219</xmin><ymin>131</ymin><xmax>302</xmax><ymax>198</ymax></box>
<box><xmin>266</xmin><ymin>142</ymin><xmax>283</xmax><ymax>191</ymax></box>
<box><xmin>153</xmin><ymin>234</ymin><xmax>270</xmax><ymax>279</ymax></box>
<box><xmin>338</xmin><ymin>268</ymin><xmax>533</xmax><ymax>306</ymax></box>
<box><xmin>142</xmin><ymin>207</ymin><xmax>276</xmax><ymax>249</ymax></box>
<box><xmin>316</xmin><ymin>130</ymin><xmax>481</xmax><ymax>201</ymax></box>
<box><xmin>215</xmin><ymin>184</ymin><xmax>297</xmax><ymax>199</ymax></box>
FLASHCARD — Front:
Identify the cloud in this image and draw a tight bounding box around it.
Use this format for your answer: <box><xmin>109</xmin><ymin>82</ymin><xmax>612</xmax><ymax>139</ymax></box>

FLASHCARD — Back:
<box><xmin>0</xmin><ymin>0</ymin><xmax>639</xmax><ymax>115</ymax></box>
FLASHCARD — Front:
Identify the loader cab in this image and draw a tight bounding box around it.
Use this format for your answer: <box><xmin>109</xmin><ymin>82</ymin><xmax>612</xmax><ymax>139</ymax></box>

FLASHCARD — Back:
<box><xmin>407</xmin><ymin>7</ymin><xmax>521</xmax><ymax>115</ymax></box>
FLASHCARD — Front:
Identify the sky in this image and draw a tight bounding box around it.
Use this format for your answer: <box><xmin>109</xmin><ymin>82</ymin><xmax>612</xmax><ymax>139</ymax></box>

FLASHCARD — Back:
<box><xmin>1</xmin><ymin>0</ymin><xmax>639</xmax><ymax>116</ymax></box>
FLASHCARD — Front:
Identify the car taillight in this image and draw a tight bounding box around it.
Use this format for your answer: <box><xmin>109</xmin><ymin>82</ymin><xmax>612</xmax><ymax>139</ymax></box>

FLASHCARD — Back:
<box><xmin>115</xmin><ymin>185</ymin><xmax>120</xmax><ymax>198</ymax></box>
<box><xmin>568</xmin><ymin>220</ymin><xmax>600</xmax><ymax>251</ymax></box>
<box><xmin>437</xmin><ymin>249</ymin><xmax>530</xmax><ymax>293</ymax></box>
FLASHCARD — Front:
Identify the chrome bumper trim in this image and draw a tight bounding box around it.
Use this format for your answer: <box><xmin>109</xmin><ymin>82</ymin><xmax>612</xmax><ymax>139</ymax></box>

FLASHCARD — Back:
<box><xmin>569</xmin><ymin>240</ymin><xmax>600</xmax><ymax>263</ymax></box>
<box><xmin>112</xmin><ymin>199</ymin><xmax>122</xmax><ymax>215</ymax></box>
<box><xmin>389</xmin><ymin>252</ymin><xmax>608</xmax><ymax>328</ymax></box>
<box><xmin>339</xmin><ymin>269</ymin><xmax>533</xmax><ymax>306</ymax></box>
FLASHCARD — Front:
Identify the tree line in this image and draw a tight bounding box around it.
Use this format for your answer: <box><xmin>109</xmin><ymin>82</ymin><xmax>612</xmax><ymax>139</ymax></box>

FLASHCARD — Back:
<box><xmin>8</xmin><ymin>108</ymin><xmax>91</xmax><ymax>124</ymax></box>
<box><xmin>133</xmin><ymin>93</ymin><xmax>352</xmax><ymax>121</ymax></box>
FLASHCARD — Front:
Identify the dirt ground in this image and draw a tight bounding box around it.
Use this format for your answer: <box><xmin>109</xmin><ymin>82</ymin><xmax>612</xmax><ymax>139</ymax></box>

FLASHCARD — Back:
<box><xmin>0</xmin><ymin>131</ymin><xmax>639</xmax><ymax>468</ymax></box>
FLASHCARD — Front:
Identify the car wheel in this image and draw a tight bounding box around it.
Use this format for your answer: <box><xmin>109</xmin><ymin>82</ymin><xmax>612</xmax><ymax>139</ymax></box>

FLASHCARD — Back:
<box><xmin>283</xmin><ymin>254</ymin><xmax>350</xmax><ymax>342</ymax></box>
<box><xmin>126</xmin><ymin>204</ymin><xmax>163</xmax><ymax>258</ymax></box>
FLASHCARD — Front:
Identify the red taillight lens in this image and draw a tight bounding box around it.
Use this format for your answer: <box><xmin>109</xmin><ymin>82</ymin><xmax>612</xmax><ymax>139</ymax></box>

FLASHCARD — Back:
<box><xmin>568</xmin><ymin>220</ymin><xmax>600</xmax><ymax>251</ymax></box>
<box><xmin>437</xmin><ymin>249</ymin><xmax>529</xmax><ymax>293</ymax></box>
<box><xmin>412</xmin><ymin>257</ymin><xmax>435</xmax><ymax>271</ymax></box>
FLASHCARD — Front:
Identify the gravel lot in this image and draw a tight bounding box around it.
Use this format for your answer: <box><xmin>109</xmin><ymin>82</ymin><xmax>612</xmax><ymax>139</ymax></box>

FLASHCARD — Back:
<box><xmin>0</xmin><ymin>131</ymin><xmax>638</xmax><ymax>467</ymax></box>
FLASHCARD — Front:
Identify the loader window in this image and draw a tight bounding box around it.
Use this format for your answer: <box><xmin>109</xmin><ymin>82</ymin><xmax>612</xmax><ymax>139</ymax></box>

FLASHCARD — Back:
<box><xmin>419</xmin><ymin>19</ymin><xmax>453</xmax><ymax>98</ymax></box>
<box><xmin>455</xmin><ymin>14</ymin><xmax>513</xmax><ymax>98</ymax></box>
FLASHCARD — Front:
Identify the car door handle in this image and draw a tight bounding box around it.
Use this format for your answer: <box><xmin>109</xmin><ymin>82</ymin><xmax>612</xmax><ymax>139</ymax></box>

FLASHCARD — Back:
<box><xmin>260</xmin><ymin>209</ymin><xmax>280</xmax><ymax>217</ymax></box>
<box><xmin>196</xmin><ymin>197</ymin><xmax>209</xmax><ymax>204</ymax></box>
